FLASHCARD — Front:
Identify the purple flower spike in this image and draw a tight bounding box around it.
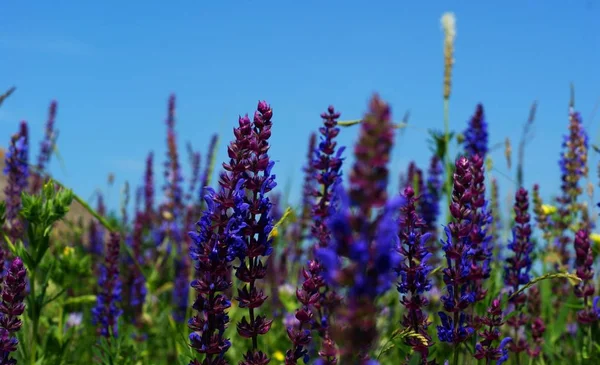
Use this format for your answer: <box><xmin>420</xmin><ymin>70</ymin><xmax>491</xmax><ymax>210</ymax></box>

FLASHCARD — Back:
<box><xmin>0</xmin><ymin>257</ymin><xmax>27</xmax><ymax>363</ymax></box>
<box><xmin>573</xmin><ymin>229</ymin><xmax>598</xmax><ymax>324</ymax></box>
<box><xmin>32</xmin><ymin>101</ymin><xmax>58</xmax><ymax>194</ymax></box>
<box><xmin>473</xmin><ymin>298</ymin><xmax>511</xmax><ymax>365</ymax></box>
<box><xmin>437</xmin><ymin>156</ymin><xmax>475</xmax><ymax>345</ymax></box>
<box><xmin>3</xmin><ymin>122</ymin><xmax>29</xmax><ymax>243</ymax></box>
<box><xmin>92</xmin><ymin>232</ymin><xmax>123</xmax><ymax>338</ymax></box>
<box><xmin>396</xmin><ymin>186</ymin><xmax>434</xmax><ymax>363</ymax></box>
<box><xmin>463</xmin><ymin>104</ymin><xmax>488</xmax><ymax>159</ymax></box>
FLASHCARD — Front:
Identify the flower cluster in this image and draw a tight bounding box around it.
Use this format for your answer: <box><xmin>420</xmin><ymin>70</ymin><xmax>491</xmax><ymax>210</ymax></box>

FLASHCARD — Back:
<box><xmin>396</xmin><ymin>186</ymin><xmax>433</xmax><ymax>361</ymax></box>
<box><xmin>3</xmin><ymin>121</ymin><xmax>29</xmax><ymax>243</ymax></box>
<box><xmin>127</xmin><ymin>212</ymin><xmax>147</xmax><ymax>326</ymax></box>
<box><xmin>317</xmin><ymin>94</ymin><xmax>397</xmax><ymax>364</ymax></box>
<box><xmin>437</xmin><ymin>157</ymin><xmax>475</xmax><ymax>345</ymax></box>
<box><xmin>473</xmin><ymin>298</ymin><xmax>511</xmax><ymax>364</ymax></box>
<box><xmin>31</xmin><ymin>101</ymin><xmax>58</xmax><ymax>193</ymax></box>
<box><xmin>463</xmin><ymin>104</ymin><xmax>488</xmax><ymax>159</ymax></box>
<box><xmin>504</xmin><ymin>188</ymin><xmax>534</xmax><ymax>354</ymax></box>
<box><xmin>92</xmin><ymin>232</ymin><xmax>123</xmax><ymax>338</ymax></box>
<box><xmin>468</xmin><ymin>154</ymin><xmax>492</xmax><ymax>302</ymax></box>
<box><xmin>0</xmin><ymin>257</ymin><xmax>27</xmax><ymax>364</ymax></box>
<box><xmin>573</xmin><ymin>229</ymin><xmax>599</xmax><ymax>324</ymax></box>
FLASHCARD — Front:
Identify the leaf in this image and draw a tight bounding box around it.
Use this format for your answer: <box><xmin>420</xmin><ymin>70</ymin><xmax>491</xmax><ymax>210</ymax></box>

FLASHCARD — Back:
<box><xmin>268</xmin><ymin>206</ymin><xmax>293</xmax><ymax>240</ymax></box>
<box><xmin>509</xmin><ymin>272</ymin><xmax>581</xmax><ymax>301</ymax></box>
<box><xmin>63</xmin><ymin>295</ymin><xmax>97</xmax><ymax>306</ymax></box>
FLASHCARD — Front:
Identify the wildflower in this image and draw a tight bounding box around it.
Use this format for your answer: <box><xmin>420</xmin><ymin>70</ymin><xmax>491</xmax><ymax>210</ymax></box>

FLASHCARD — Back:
<box><xmin>573</xmin><ymin>229</ymin><xmax>598</xmax><ymax>324</ymax></box>
<box><xmin>400</xmin><ymin>162</ymin><xmax>424</xmax><ymax>197</ymax></box>
<box><xmin>489</xmin><ymin>178</ymin><xmax>502</xmax><ymax>251</ymax></box>
<box><xmin>286</xmin><ymin>106</ymin><xmax>344</xmax><ymax>365</ymax></box>
<box><xmin>473</xmin><ymin>298</ymin><xmax>512</xmax><ymax>364</ymax></box>
<box><xmin>541</xmin><ymin>204</ymin><xmax>556</xmax><ymax>215</ymax></box>
<box><xmin>91</xmin><ymin>232</ymin><xmax>123</xmax><ymax>338</ymax></box>
<box><xmin>396</xmin><ymin>186</ymin><xmax>434</xmax><ymax>362</ymax></box>
<box><xmin>555</xmin><ymin>110</ymin><xmax>588</xmax><ymax>265</ymax></box>
<box><xmin>526</xmin><ymin>286</ymin><xmax>545</xmax><ymax>358</ymax></box>
<box><xmin>468</xmin><ymin>154</ymin><xmax>492</xmax><ymax>302</ymax></box>
<box><xmin>421</xmin><ymin>156</ymin><xmax>443</xmax><ymax>241</ymax></box>
<box><xmin>463</xmin><ymin>104</ymin><xmax>489</xmax><ymax>159</ymax></box>
<box><xmin>317</xmin><ymin>94</ymin><xmax>397</xmax><ymax>364</ymax></box>
<box><xmin>144</xmin><ymin>152</ymin><xmax>155</xmax><ymax>221</ymax></box>
<box><xmin>0</xmin><ymin>257</ymin><xmax>27</xmax><ymax>363</ymax></box>
<box><xmin>437</xmin><ymin>157</ymin><xmax>475</xmax><ymax>345</ymax></box>
<box><xmin>66</xmin><ymin>312</ymin><xmax>83</xmax><ymax>329</ymax></box>
<box><xmin>531</xmin><ymin>185</ymin><xmax>552</xmax><ymax>242</ymax></box>
<box><xmin>3</xmin><ymin>122</ymin><xmax>29</xmax><ymax>243</ymax></box>
<box><xmin>233</xmin><ymin>101</ymin><xmax>277</xmax><ymax>364</ymax></box>
<box><xmin>504</xmin><ymin>188</ymin><xmax>534</xmax><ymax>354</ymax></box>
<box><xmin>31</xmin><ymin>101</ymin><xmax>58</xmax><ymax>193</ymax></box>
<box><xmin>185</xmin><ymin>142</ymin><xmax>202</xmax><ymax>203</ymax></box>
<box><xmin>127</xmin><ymin>213</ymin><xmax>147</xmax><ymax>325</ymax></box>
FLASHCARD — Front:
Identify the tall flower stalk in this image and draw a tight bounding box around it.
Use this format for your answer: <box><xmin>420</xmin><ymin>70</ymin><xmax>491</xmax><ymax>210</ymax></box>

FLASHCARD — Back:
<box><xmin>396</xmin><ymin>186</ymin><xmax>434</xmax><ymax>363</ymax></box>
<box><xmin>0</xmin><ymin>257</ymin><xmax>27</xmax><ymax>364</ymax></box>
<box><xmin>3</xmin><ymin>122</ymin><xmax>29</xmax><ymax>244</ymax></box>
<box><xmin>91</xmin><ymin>232</ymin><xmax>123</xmax><ymax>338</ymax></box>
<box><xmin>504</xmin><ymin>188</ymin><xmax>534</xmax><ymax>359</ymax></box>
<box><xmin>31</xmin><ymin>101</ymin><xmax>58</xmax><ymax>193</ymax></box>
<box><xmin>317</xmin><ymin>94</ymin><xmax>397</xmax><ymax>364</ymax></box>
<box><xmin>437</xmin><ymin>157</ymin><xmax>475</xmax><ymax>363</ymax></box>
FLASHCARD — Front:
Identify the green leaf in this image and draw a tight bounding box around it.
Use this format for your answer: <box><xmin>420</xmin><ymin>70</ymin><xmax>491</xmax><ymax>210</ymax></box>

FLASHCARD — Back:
<box><xmin>508</xmin><ymin>272</ymin><xmax>581</xmax><ymax>301</ymax></box>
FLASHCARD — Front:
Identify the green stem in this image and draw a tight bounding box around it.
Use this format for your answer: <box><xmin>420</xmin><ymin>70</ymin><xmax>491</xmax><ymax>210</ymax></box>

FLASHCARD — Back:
<box><xmin>30</xmin><ymin>270</ymin><xmax>37</xmax><ymax>365</ymax></box>
<box><xmin>453</xmin><ymin>345</ymin><xmax>460</xmax><ymax>365</ymax></box>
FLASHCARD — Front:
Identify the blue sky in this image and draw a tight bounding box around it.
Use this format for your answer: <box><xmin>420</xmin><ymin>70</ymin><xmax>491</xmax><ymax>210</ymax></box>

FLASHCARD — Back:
<box><xmin>0</xmin><ymin>1</ymin><xmax>599</xmax><ymax>220</ymax></box>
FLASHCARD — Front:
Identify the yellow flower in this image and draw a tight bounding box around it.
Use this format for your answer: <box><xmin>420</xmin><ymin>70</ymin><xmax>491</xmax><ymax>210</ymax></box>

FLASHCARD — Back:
<box><xmin>269</xmin><ymin>226</ymin><xmax>279</xmax><ymax>239</ymax></box>
<box><xmin>541</xmin><ymin>204</ymin><xmax>557</xmax><ymax>215</ymax></box>
<box><xmin>590</xmin><ymin>233</ymin><xmax>600</xmax><ymax>246</ymax></box>
<box><xmin>63</xmin><ymin>246</ymin><xmax>74</xmax><ymax>257</ymax></box>
<box><xmin>273</xmin><ymin>351</ymin><xmax>285</xmax><ymax>361</ymax></box>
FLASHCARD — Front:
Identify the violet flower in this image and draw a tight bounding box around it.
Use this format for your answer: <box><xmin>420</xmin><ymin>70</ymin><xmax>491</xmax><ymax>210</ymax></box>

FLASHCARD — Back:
<box><xmin>232</xmin><ymin>101</ymin><xmax>277</xmax><ymax>365</ymax></box>
<box><xmin>421</xmin><ymin>156</ymin><xmax>443</xmax><ymax>241</ymax></box>
<box><xmin>127</xmin><ymin>212</ymin><xmax>147</xmax><ymax>326</ymax></box>
<box><xmin>401</xmin><ymin>162</ymin><xmax>424</xmax><ymax>196</ymax></box>
<box><xmin>0</xmin><ymin>257</ymin><xmax>27</xmax><ymax>364</ymax></box>
<box><xmin>396</xmin><ymin>186</ymin><xmax>434</xmax><ymax>362</ymax></box>
<box><xmin>504</xmin><ymin>188</ymin><xmax>533</xmax><ymax>354</ymax></box>
<box><xmin>144</xmin><ymin>152</ymin><xmax>155</xmax><ymax>221</ymax></box>
<box><xmin>463</xmin><ymin>104</ymin><xmax>488</xmax><ymax>159</ymax></box>
<box><xmin>185</xmin><ymin>142</ymin><xmax>202</xmax><ymax>203</ymax></box>
<box><xmin>31</xmin><ymin>100</ymin><xmax>58</xmax><ymax>193</ymax></box>
<box><xmin>286</xmin><ymin>106</ymin><xmax>344</xmax><ymax>365</ymax></box>
<box><xmin>91</xmin><ymin>232</ymin><xmax>123</xmax><ymax>338</ymax></box>
<box><xmin>555</xmin><ymin>110</ymin><xmax>588</xmax><ymax>265</ymax></box>
<box><xmin>317</xmin><ymin>94</ymin><xmax>397</xmax><ymax>365</ymax></box>
<box><xmin>468</xmin><ymin>154</ymin><xmax>492</xmax><ymax>302</ymax></box>
<box><xmin>473</xmin><ymin>298</ymin><xmax>512</xmax><ymax>365</ymax></box>
<box><xmin>437</xmin><ymin>157</ymin><xmax>475</xmax><ymax>345</ymax></box>
<box><xmin>573</xmin><ymin>229</ymin><xmax>599</xmax><ymax>324</ymax></box>
<box><xmin>3</xmin><ymin>121</ymin><xmax>29</xmax><ymax>243</ymax></box>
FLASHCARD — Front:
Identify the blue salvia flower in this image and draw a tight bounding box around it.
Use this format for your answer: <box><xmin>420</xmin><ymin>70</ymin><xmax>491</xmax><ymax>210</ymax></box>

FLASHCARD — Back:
<box><xmin>463</xmin><ymin>104</ymin><xmax>488</xmax><ymax>159</ymax></box>
<box><xmin>437</xmin><ymin>157</ymin><xmax>475</xmax><ymax>345</ymax></box>
<box><xmin>31</xmin><ymin>101</ymin><xmax>58</xmax><ymax>193</ymax></box>
<box><xmin>3</xmin><ymin>122</ymin><xmax>29</xmax><ymax>243</ymax></box>
<box><xmin>317</xmin><ymin>95</ymin><xmax>397</xmax><ymax>365</ymax></box>
<box><xmin>396</xmin><ymin>186</ymin><xmax>434</xmax><ymax>362</ymax></box>
<box><xmin>92</xmin><ymin>232</ymin><xmax>123</xmax><ymax>338</ymax></box>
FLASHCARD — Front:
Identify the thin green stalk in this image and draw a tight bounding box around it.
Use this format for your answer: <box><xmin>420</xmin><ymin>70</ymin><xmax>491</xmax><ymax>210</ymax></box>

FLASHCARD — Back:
<box><xmin>453</xmin><ymin>345</ymin><xmax>460</xmax><ymax>365</ymax></box>
<box><xmin>30</xmin><ymin>270</ymin><xmax>37</xmax><ymax>365</ymax></box>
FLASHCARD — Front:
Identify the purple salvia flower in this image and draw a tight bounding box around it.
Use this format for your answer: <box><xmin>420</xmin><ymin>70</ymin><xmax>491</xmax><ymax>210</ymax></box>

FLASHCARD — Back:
<box><xmin>504</xmin><ymin>188</ymin><xmax>533</xmax><ymax>354</ymax></box>
<box><xmin>317</xmin><ymin>95</ymin><xmax>397</xmax><ymax>365</ymax></box>
<box><xmin>573</xmin><ymin>229</ymin><xmax>598</xmax><ymax>324</ymax></box>
<box><xmin>233</xmin><ymin>101</ymin><xmax>277</xmax><ymax>365</ymax></box>
<box><xmin>555</xmin><ymin>110</ymin><xmax>588</xmax><ymax>265</ymax></box>
<box><xmin>421</xmin><ymin>156</ymin><xmax>443</xmax><ymax>241</ymax></box>
<box><xmin>463</xmin><ymin>104</ymin><xmax>489</xmax><ymax>159</ymax></box>
<box><xmin>91</xmin><ymin>232</ymin><xmax>123</xmax><ymax>338</ymax></box>
<box><xmin>489</xmin><ymin>178</ymin><xmax>503</xmax><ymax>253</ymax></box>
<box><xmin>400</xmin><ymin>162</ymin><xmax>425</xmax><ymax>197</ymax></box>
<box><xmin>144</xmin><ymin>152</ymin><xmax>155</xmax><ymax>222</ymax></box>
<box><xmin>468</xmin><ymin>154</ymin><xmax>493</xmax><ymax>302</ymax></box>
<box><xmin>473</xmin><ymin>298</ymin><xmax>512</xmax><ymax>365</ymax></box>
<box><xmin>437</xmin><ymin>157</ymin><xmax>475</xmax><ymax>345</ymax></box>
<box><xmin>3</xmin><ymin>122</ymin><xmax>29</xmax><ymax>244</ymax></box>
<box><xmin>31</xmin><ymin>100</ymin><xmax>58</xmax><ymax>194</ymax></box>
<box><xmin>0</xmin><ymin>257</ymin><xmax>27</xmax><ymax>364</ymax></box>
<box><xmin>127</xmin><ymin>213</ymin><xmax>147</xmax><ymax>326</ymax></box>
<box><xmin>526</xmin><ymin>288</ymin><xmax>545</xmax><ymax>357</ymax></box>
<box><xmin>163</xmin><ymin>94</ymin><xmax>185</xmax><ymax>215</ymax></box>
<box><xmin>396</xmin><ymin>186</ymin><xmax>434</xmax><ymax>363</ymax></box>
<box><xmin>286</xmin><ymin>107</ymin><xmax>344</xmax><ymax>365</ymax></box>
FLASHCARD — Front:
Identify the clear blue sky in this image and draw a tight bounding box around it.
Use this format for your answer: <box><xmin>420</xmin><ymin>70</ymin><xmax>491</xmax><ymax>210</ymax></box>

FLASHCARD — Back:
<box><xmin>0</xmin><ymin>1</ymin><xmax>599</xmax><ymax>220</ymax></box>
